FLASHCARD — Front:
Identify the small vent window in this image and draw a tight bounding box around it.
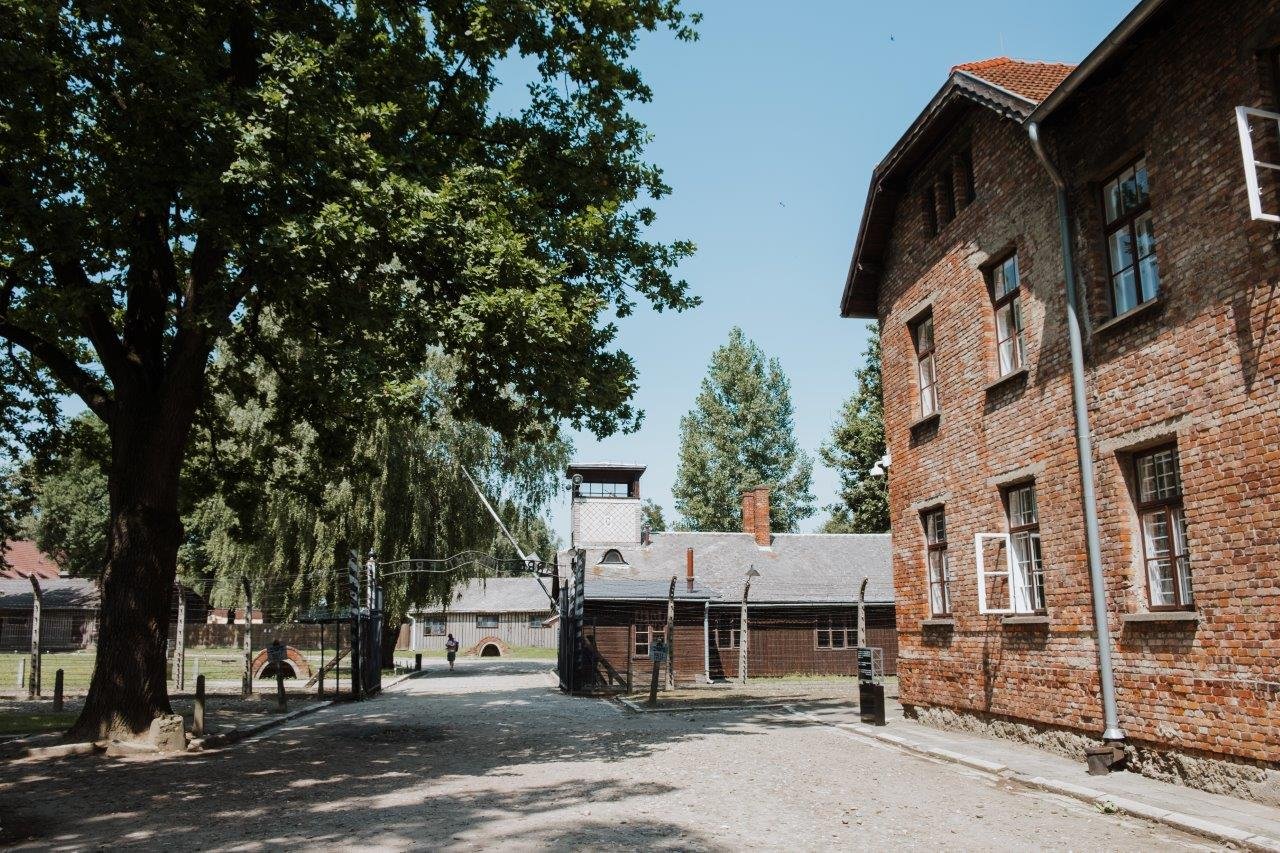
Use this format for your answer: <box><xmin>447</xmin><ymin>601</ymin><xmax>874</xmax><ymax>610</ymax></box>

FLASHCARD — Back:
<box><xmin>599</xmin><ymin>549</ymin><xmax>627</xmax><ymax>565</ymax></box>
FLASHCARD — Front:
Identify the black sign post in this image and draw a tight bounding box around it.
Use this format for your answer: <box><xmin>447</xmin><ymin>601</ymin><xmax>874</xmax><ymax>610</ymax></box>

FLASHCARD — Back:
<box><xmin>857</xmin><ymin>646</ymin><xmax>886</xmax><ymax>726</ymax></box>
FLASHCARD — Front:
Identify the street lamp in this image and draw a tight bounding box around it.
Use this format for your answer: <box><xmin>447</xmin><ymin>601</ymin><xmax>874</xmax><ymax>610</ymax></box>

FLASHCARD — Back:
<box><xmin>738</xmin><ymin>566</ymin><xmax>760</xmax><ymax>685</ymax></box>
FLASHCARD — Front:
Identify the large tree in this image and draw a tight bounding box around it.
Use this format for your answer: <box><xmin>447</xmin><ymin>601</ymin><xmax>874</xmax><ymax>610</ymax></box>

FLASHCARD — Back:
<box><xmin>820</xmin><ymin>328</ymin><xmax>888</xmax><ymax>534</ymax></box>
<box><xmin>672</xmin><ymin>327</ymin><xmax>814</xmax><ymax>532</ymax></box>
<box><xmin>0</xmin><ymin>0</ymin><xmax>697</xmax><ymax>739</ymax></box>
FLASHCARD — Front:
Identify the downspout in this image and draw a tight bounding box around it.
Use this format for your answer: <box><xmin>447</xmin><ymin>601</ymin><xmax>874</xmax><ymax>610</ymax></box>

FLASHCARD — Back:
<box><xmin>1027</xmin><ymin>121</ymin><xmax>1125</xmax><ymax>744</ymax></box>
<box><xmin>703</xmin><ymin>601</ymin><xmax>711</xmax><ymax>683</ymax></box>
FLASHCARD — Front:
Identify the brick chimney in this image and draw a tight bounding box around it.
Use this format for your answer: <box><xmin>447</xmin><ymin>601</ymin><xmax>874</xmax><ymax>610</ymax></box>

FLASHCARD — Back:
<box><xmin>741</xmin><ymin>486</ymin><xmax>772</xmax><ymax>546</ymax></box>
<box><xmin>686</xmin><ymin>548</ymin><xmax>695</xmax><ymax>593</ymax></box>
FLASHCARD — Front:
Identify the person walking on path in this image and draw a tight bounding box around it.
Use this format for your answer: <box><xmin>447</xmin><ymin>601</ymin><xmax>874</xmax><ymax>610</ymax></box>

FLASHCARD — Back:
<box><xmin>445</xmin><ymin>634</ymin><xmax>460</xmax><ymax>671</ymax></box>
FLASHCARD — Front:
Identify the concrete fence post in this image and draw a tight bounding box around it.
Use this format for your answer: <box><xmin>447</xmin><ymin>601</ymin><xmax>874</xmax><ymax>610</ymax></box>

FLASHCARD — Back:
<box><xmin>174</xmin><ymin>582</ymin><xmax>187</xmax><ymax>691</ymax></box>
<box><xmin>193</xmin><ymin>674</ymin><xmax>206</xmax><ymax>737</ymax></box>
<box><xmin>241</xmin><ymin>577</ymin><xmax>253</xmax><ymax>698</ymax></box>
<box><xmin>28</xmin><ymin>576</ymin><xmax>42</xmax><ymax>699</ymax></box>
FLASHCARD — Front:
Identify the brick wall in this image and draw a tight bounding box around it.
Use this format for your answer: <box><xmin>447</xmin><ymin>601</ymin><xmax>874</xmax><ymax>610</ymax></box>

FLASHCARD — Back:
<box><xmin>707</xmin><ymin>605</ymin><xmax>898</xmax><ymax>679</ymax></box>
<box><xmin>876</xmin><ymin>0</ymin><xmax>1280</xmax><ymax>770</ymax></box>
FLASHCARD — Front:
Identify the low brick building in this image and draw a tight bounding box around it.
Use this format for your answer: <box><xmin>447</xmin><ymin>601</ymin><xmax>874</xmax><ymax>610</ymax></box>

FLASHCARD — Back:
<box><xmin>560</xmin><ymin>463</ymin><xmax>895</xmax><ymax>691</ymax></box>
<box><xmin>839</xmin><ymin>0</ymin><xmax>1279</xmax><ymax>800</ymax></box>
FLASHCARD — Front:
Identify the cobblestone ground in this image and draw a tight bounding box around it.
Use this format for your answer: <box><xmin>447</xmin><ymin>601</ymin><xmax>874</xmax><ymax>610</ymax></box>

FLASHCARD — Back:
<box><xmin>0</xmin><ymin>659</ymin><xmax>1211</xmax><ymax>851</ymax></box>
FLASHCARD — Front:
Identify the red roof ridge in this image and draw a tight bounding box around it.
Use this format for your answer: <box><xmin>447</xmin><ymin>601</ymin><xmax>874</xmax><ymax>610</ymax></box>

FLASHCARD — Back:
<box><xmin>952</xmin><ymin>56</ymin><xmax>1074</xmax><ymax>72</ymax></box>
<box><xmin>950</xmin><ymin>57</ymin><xmax>1077</xmax><ymax>104</ymax></box>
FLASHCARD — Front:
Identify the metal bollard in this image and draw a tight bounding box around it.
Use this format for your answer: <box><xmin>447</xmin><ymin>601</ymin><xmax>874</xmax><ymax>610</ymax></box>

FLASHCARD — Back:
<box><xmin>53</xmin><ymin>669</ymin><xmax>64</xmax><ymax>712</ymax></box>
<box><xmin>193</xmin><ymin>674</ymin><xmax>205</xmax><ymax>737</ymax></box>
<box><xmin>415</xmin><ymin>653</ymin><xmax>422</xmax><ymax>671</ymax></box>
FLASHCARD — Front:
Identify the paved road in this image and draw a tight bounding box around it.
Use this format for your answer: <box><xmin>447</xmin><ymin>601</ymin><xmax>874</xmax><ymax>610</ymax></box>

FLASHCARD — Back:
<box><xmin>0</xmin><ymin>659</ymin><xmax>1209</xmax><ymax>850</ymax></box>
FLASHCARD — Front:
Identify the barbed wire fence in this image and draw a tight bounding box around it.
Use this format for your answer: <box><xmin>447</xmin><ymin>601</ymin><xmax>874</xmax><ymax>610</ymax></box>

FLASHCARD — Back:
<box><xmin>2</xmin><ymin>550</ymin><xmax>559</xmax><ymax>703</ymax></box>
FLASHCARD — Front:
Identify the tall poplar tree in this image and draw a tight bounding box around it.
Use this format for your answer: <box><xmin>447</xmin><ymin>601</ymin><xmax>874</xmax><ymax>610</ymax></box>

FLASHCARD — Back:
<box><xmin>820</xmin><ymin>329</ymin><xmax>889</xmax><ymax>533</ymax></box>
<box><xmin>672</xmin><ymin>328</ymin><xmax>814</xmax><ymax>532</ymax></box>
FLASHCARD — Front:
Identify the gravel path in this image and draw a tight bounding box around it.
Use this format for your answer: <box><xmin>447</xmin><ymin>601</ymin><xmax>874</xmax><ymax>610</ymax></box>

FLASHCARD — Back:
<box><xmin>0</xmin><ymin>659</ymin><xmax>1210</xmax><ymax>851</ymax></box>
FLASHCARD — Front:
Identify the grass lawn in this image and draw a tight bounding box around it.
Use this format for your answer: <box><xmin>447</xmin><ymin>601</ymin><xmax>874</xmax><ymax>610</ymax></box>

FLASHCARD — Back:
<box><xmin>0</xmin><ymin>646</ymin><xmax>354</xmax><ymax>693</ymax></box>
<box><xmin>0</xmin><ymin>711</ymin><xmax>78</xmax><ymax>736</ymax></box>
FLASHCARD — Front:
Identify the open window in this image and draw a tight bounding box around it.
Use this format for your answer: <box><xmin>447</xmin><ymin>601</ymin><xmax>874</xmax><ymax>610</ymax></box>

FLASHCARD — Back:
<box><xmin>1237</xmin><ymin>105</ymin><xmax>1280</xmax><ymax>222</ymax></box>
<box><xmin>975</xmin><ymin>533</ymin><xmax>1015</xmax><ymax>615</ymax></box>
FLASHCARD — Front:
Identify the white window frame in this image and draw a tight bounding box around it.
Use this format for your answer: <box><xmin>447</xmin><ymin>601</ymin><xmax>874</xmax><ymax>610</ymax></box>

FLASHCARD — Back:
<box><xmin>974</xmin><ymin>532</ymin><xmax>1024</xmax><ymax>615</ymax></box>
<box><xmin>1236</xmin><ymin>105</ymin><xmax>1280</xmax><ymax>223</ymax></box>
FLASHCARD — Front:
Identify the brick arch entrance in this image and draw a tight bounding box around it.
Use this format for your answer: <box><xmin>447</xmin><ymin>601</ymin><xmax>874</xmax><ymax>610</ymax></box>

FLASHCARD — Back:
<box><xmin>466</xmin><ymin>636</ymin><xmax>510</xmax><ymax>658</ymax></box>
<box><xmin>251</xmin><ymin>645</ymin><xmax>315</xmax><ymax>680</ymax></box>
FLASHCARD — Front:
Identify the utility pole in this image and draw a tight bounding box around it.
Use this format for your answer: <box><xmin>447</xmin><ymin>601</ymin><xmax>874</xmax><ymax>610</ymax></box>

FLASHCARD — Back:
<box><xmin>857</xmin><ymin>576</ymin><xmax>869</xmax><ymax>649</ymax></box>
<box><xmin>665</xmin><ymin>576</ymin><xmax>676</xmax><ymax>690</ymax></box>
<box><xmin>738</xmin><ymin>566</ymin><xmax>759</xmax><ymax>686</ymax></box>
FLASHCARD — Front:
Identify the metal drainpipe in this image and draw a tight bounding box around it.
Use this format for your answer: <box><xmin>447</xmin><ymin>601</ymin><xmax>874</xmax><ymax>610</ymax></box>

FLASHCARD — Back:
<box><xmin>1028</xmin><ymin>121</ymin><xmax>1125</xmax><ymax>743</ymax></box>
<box><xmin>703</xmin><ymin>601</ymin><xmax>711</xmax><ymax>683</ymax></box>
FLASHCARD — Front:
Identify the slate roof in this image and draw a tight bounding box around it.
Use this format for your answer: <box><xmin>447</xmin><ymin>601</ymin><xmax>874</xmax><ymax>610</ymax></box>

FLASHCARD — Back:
<box><xmin>413</xmin><ymin>577</ymin><xmax>554</xmax><ymax>614</ymax></box>
<box><xmin>952</xmin><ymin>58</ymin><xmax>1075</xmax><ymax>103</ymax></box>
<box><xmin>584</xmin><ymin>578</ymin><xmax>718</xmax><ymax>602</ymax></box>
<box><xmin>565</xmin><ymin>531</ymin><xmax>893</xmax><ymax>605</ymax></box>
<box><xmin>0</xmin><ymin>577</ymin><xmax>99</xmax><ymax>610</ymax></box>
<box><xmin>1</xmin><ymin>540</ymin><xmax>61</xmax><ymax>580</ymax></box>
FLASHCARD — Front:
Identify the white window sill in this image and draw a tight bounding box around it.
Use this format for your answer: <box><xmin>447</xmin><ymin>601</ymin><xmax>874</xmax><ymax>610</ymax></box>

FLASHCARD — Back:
<box><xmin>985</xmin><ymin>367</ymin><xmax>1029</xmax><ymax>393</ymax></box>
<box><xmin>910</xmin><ymin>412</ymin><xmax>941</xmax><ymax>432</ymax></box>
<box><xmin>1121</xmin><ymin>610</ymin><xmax>1198</xmax><ymax>624</ymax></box>
<box><xmin>1002</xmin><ymin>614</ymin><xmax>1049</xmax><ymax>625</ymax></box>
<box><xmin>1092</xmin><ymin>297</ymin><xmax>1163</xmax><ymax>338</ymax></box>
<box><xmin>920</xmin><ymin>618</ymin><xmax>955</xmax><ymax>628</ymax></box>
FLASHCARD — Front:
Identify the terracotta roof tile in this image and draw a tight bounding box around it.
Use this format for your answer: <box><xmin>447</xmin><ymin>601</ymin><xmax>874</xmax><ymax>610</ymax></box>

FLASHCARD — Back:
<box><xmin>952</xmin><ymin>57</ymin><xmax>1075</xmax><ymax>103</ymax></box>
<box><xmin>1</xmin><ymin>539</ymin><xmax>61</xmax><ymax>580</ymax></box>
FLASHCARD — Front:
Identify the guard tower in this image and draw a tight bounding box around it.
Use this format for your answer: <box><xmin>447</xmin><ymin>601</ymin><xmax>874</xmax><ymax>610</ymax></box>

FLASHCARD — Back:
<box><xmin>567</xmin><ymin>463</ymin><xmax>646</xmax><ymax>548</ymax></box>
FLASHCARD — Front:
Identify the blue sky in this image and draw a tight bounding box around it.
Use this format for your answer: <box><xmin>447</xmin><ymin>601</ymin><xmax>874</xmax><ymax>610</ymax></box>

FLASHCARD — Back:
<box><xmin>544</xmin><ymin>0</ymin><xmax>1135</xmax><ymax>541</ymax></box>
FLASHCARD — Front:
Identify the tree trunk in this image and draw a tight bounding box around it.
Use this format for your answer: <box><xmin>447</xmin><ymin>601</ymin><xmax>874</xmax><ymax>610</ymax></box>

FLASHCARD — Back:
<box><xmin>69</xmin><ymin>392</ymin><xmax>194</xmax><ymax>742</ymax></box>
<box><xmin>380</xmin><ymin>617</ymin><xmax>404</xmax><ymax>672</ymax></box>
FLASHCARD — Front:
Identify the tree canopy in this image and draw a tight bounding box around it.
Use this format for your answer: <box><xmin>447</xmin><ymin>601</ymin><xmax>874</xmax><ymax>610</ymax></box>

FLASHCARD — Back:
<box><xmin>672</xmin><ymin>328</ymin><xmax>814</xmax><ymax>532</ymax></box>
<box><xmin>0</xmin><ymin>0</ymin><xmax>698</xmax><ymax>738</ymax></box>
<box><xmin>820</xmin><ymin>328</ymin><xmax>888</xmax><ymax>534</ymax></box>
<box><xmin>641</xmin><ymin>498</ymin><xmax>667</xmax><ymax>532</ymax></box>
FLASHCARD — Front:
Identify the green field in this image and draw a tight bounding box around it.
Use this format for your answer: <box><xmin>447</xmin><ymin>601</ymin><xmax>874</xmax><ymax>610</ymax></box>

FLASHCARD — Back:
<box><xmin>0</xmin><ymin>647</ymin><xmax>356</xmax><ymax>693</ymax></box>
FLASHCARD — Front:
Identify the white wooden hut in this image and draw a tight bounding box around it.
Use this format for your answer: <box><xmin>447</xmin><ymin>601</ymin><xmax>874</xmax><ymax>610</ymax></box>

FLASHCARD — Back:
<box><xmin>408</xmin><ymin>577</ymin><xmax>556</xmax><ymax>653</ymax></box>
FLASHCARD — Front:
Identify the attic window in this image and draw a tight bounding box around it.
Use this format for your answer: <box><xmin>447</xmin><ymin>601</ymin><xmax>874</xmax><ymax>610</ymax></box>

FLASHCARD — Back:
<box><xmin>938</xmin><ymin>171</ymin><xmax>957</xmax><ymax>225</ymax></box>
<box><xmin>599</xmin><ymin>549</ymin><xmax>626</xmax><ymax>565</ymax></box>
<box><xmin>921</xmin><ymin>186</ymin><xmax>938</xmax><ymax>236</ymax></box>
<box><xmin>956</xmin><ymin>148</ymin><xmax>976</xmax><ymax>207</ymax></box>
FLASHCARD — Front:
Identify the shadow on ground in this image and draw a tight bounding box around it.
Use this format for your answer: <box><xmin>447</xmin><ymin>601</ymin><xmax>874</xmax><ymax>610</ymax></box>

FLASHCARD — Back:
<box><xmin>0</xmin><ymin>660</ymin><xmax>842</xmax><ymax>850</ymax></box>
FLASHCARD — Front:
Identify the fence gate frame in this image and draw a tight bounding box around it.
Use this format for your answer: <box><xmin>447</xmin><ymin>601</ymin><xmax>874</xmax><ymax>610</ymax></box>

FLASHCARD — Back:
<box><xmin>556</xmin><ymin>549</ymin><xmax>586</xmax><ymax>693</ymax></box>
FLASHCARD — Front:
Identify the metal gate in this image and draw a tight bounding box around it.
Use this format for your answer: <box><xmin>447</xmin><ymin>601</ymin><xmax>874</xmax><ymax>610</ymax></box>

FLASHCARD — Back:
<box><xmin>349</xmin><ymin>551</ymin><xmax>383</xmax><ymax>699</ymax></box>
<box><xmin>556</xmin><ymin>549</ymin><xmax>586</xmax><ymax>692</ymax></box>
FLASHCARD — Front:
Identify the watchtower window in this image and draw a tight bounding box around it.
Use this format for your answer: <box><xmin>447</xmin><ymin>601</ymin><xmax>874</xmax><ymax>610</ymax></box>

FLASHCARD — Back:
<box><xmin>578</xmin><ymin>481</ymin><xmax>631</xmax><ymax>497</ymax></box>
<box><xmin>599</xmin><ymin>549</ymin><xmax>627</xmax><ymax>565</ymax></box>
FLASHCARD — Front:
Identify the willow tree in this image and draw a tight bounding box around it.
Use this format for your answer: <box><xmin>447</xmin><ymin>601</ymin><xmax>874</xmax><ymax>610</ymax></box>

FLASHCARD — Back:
<box><xmin>0</xmin><ymin>1</ymin><xmax>697</xmax><ymax>739</ymax></box>
<box><xmin>190</xmin><ymin>356</ymin><xmax>570</xmax><ymax>661</ymax></box>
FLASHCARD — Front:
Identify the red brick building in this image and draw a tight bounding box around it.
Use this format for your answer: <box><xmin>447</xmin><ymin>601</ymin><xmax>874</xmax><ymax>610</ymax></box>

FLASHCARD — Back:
<box><xmin>559</xmin><ymin>464</ymin><xmax>895</xmax><ymax>691</ymax></box>
<box><xmin>840</xmin><ymin>0</ymin><xmax>1279</xmax><ymax>801</ymax></box>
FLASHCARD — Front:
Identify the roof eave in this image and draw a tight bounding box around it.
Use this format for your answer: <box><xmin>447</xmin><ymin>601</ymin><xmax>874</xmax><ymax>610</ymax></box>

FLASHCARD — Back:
<box><xmin>839</xmin><ymin>73</ymin><xmax>1037</xmax><ymax>319</ymax></box>
<box><xmin>1028</xmin><ymin>0</ymin><xmax>1169</xmax><ymax>122</ymax></box>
